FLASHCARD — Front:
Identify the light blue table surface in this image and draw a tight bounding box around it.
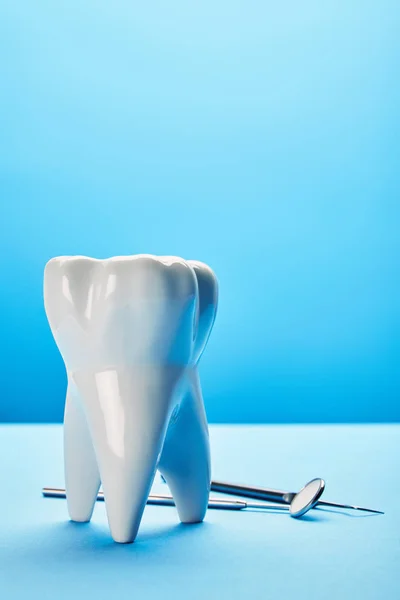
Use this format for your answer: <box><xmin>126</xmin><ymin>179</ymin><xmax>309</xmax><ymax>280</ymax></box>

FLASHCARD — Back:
<box><xmin>0</xmin><ymin>425</ymin><xmax>398</xmax><ymax>599</ymax></box>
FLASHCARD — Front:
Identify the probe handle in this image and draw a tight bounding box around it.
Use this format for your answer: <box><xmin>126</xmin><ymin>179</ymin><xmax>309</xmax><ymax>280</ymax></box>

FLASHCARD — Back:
<box><xmin>42</xmin><ymin>488</ymin><xmax>247</xmax><ymax>511</ymax></box>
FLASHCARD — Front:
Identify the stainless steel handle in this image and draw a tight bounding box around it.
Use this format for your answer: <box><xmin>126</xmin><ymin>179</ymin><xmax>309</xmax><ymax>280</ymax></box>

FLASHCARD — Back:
<box><xmin>211</xmin><ymin>480</ymin><xmax>295</xmax><ymax>504</ymax></box>
<box><xmin>42</xmin><ymin>487</ymin><xmax>248</xmax><ymax>511</ymax></box>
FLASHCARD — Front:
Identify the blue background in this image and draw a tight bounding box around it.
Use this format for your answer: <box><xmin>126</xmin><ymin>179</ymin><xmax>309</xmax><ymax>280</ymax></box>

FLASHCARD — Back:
<box><xmin>0</xmin><ymin>1</ymin><xmax>399</xmax><ymax>423</ymax></box>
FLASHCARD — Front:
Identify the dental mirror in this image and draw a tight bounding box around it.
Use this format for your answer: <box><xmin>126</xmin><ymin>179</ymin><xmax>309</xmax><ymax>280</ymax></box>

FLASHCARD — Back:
<box><xmin>289</xmin><ymin>478</ymin><xmax>325</xmax><ymax>517</ymax></box>
<box><xmin>210</xmin><ymin>477</ymin><xmax>383</xmax><ymax>516</ymax></box>
<box><xmin>161</xmin><ymin>475</ymin><xmax>327</xmax><ymax>517</ymax></box>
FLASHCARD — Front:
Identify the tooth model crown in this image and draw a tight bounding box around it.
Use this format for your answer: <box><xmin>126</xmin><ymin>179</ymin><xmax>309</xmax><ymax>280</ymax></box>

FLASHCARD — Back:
<box><xmin>44</xmin><ymin>254</ymin><xmax>218</xmax><ymax>543</ymax></box>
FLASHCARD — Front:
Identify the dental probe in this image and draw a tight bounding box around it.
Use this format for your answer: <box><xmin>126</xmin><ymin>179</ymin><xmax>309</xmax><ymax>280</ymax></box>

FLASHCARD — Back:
<box><xmin>42</xmin><ymin>487</ymin><xmax>289</xmax><ymax>512</ymax></box>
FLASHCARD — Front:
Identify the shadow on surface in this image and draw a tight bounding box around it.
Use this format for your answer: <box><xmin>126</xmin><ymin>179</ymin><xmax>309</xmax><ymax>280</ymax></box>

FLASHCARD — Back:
<box><xmin>3</xmin><ymin>518</ymin><xmax>220</xmax><ymax>570</ymax></box>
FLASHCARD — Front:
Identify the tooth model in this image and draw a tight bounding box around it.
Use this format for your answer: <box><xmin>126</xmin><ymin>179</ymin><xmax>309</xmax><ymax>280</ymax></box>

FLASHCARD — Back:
<box><xmin>44</xmin><ymin>255</ymin><xmax>218</xmax><ymax>543</ymax></box>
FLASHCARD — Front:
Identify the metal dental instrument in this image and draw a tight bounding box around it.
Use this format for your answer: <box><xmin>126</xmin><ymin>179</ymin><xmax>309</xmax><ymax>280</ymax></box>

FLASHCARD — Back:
<box><xmin>44</xmin><ymin>479</ymin><xmax>384</xmax><ymax>518</ymax></box>
<box><xmin>42</xmin><ymin>487</ymin><xmax>289</xmax><ymax>512</ymax></box>
<box><xmin>211</xmin><ymin>478</ymin><xmax>384</xmax><ymax>517</ymax></box>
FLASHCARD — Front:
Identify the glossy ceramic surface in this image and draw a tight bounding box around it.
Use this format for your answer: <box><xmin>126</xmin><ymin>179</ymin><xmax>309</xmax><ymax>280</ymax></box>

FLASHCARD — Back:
<box><xmin>44</xmin><ymin>254</ymin><xmax>218</xmax><ymax>543</ymax></box>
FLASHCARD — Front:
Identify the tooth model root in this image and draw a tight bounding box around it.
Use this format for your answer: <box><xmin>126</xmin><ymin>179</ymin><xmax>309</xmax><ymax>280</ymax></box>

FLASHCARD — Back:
<box><xmin>64</xmin><ymin>386</ymin><xmax>100</xmax><ymax>523</ymax></box>
<box><xmin>159</xmin><ymin>370</ymin><xmax>211</xmax><ymax>524</ymax></box>
<box><xmin>71</xmin><ymin>367</ymin><xmax>180</xmax><ymax>544</ymax></box>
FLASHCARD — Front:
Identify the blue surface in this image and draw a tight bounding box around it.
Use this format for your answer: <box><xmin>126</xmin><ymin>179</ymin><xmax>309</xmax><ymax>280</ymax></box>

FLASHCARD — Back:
<box><xmin>1</xmin><ymin>2</ymin><xmax>399</xmax><ymax>423</ymax></box>
<box><xmin>0</xmin><ymin>424</ymin><xmax>398</xmax><ymax>599</ymax></box>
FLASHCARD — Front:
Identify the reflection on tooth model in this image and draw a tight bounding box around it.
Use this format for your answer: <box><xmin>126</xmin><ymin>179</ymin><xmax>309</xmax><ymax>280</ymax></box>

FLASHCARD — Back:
<box><xmin>44</xmin><ymin>254</ymin><xmax>218</xmax><ymax>543</ymax></box>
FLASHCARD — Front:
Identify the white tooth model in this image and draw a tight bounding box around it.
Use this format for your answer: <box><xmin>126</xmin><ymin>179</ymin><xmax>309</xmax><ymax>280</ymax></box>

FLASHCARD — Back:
<box><xmin>44</xmin><ymin>255</ymin><xmax>218</xmax><ymax>543</ymax></box>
